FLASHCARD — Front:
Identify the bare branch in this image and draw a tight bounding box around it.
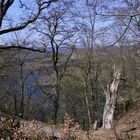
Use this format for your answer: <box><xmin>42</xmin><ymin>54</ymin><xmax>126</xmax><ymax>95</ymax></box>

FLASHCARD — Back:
<box><xmin>0</xmin><ymin>0</ymin><xmax>14</xmax><ymax>27</ymax></box>
<box><xmin>96</xmin><ymin>12</ymin><xmax>140</xmax><ymax>17</ymax></box>
<box><xmin>0</xmin><ymin>0</ymin><xmax>57</xmax><ymax>35</ymax></box>
<box><xmin>104</xmin><ymin>16</ymin><xmax>133</xmax><ymax>50</ymax></box>
<box><xmin>0</xmin><ymin>45</ymin><xmax>46</xmax><ymax>53</ymax></box>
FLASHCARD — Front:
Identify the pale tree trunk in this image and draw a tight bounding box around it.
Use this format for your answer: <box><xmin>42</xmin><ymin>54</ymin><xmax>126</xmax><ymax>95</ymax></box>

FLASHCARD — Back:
<box><xmin>102</xmin><ymin>66</ymin><xmax>121</xmax><ymax>129</ymax></box>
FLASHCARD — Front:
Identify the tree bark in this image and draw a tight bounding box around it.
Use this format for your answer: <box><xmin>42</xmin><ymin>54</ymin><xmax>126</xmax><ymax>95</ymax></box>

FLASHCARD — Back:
<box><xmin>102</xmin><ymin>66</ymin><xmax>121</xmax><ymax>129</ymax></box>
<box><xmin>53</xmin><ymin>83</ymin><xmax>60</xmax><ymax>125</ymax></box>
<box><xmin>20</xmin><ymin>62</ymin><xmax>24</xmax><ymax>119</ymax></box>
<box><xmin>84</xmin><ymin>81</ymin><xmax>92</xmax><ymax>124</ymax></box>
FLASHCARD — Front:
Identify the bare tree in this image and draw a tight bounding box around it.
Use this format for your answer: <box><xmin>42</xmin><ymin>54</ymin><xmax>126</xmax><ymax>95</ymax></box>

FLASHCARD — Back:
<box><xmin>8</xmin><ymin>32</ymin><xmax>38</xmax><ymax>118</ymax></box>
<box><xmin>95</xmin><ymin>0</ymin><xmax>140</xmax><ymax>50</ymax></box>
<box><xmin>34</xmin><ymin>1</ymin><xmax>77</xmax><ymax>124</ymax></box>
<box><xmin>0</xmin><ymin>0</ymin><xmax>57</xmax><ymax>52</ymax></box>
<box><xmin>73</xmin><ymin>0</ymin><xmax>106</xmax><ymax>125</ymax></box>
<box><xmin>102</xmin><ymin>66</ymin><xmax>121</xmax><ymax>129</ymax></box>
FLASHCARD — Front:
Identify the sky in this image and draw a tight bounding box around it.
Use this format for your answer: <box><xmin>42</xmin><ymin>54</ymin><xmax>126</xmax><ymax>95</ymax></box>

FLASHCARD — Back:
<box><xmin>0</xmin><ymin>0</ymin><xmax>139</xmax><ymax>47</ymax></box>
<box><xmin>0</xmin><ymin>0</ymin><xmax>39</xmax><ymax>45</ymax></box>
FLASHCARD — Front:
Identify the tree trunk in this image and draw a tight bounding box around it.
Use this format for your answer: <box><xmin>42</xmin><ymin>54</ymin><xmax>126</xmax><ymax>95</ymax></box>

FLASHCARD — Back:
<box><xmin>13</xmin><ymin>93</ymin><xmax>17</xmax><ymax>116</ymax></box>
<box><xmin>84</xmin><ymin>81</ymin><xmax>92</xmax><ymax>124</ymax></box>
<box><xmin>20</xmin><ymin>63</ymin><xmax>24</xmax><ymax>119</ymax></box>
<box><xmin>102</xmin><ymin>66</ymin><xmax>121</xmax><ymax>129</ymax></box>
<box><xmin>53</xmin><ymin>83</ymin><xmax>60</xmax><ymax>125</ymax></box>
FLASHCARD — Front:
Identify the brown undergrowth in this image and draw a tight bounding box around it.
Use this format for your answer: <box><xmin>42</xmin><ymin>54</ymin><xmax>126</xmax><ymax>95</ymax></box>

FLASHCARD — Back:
<box><xmin>0</xmin><ymin>97</ymin><xmax>140</xmax><ymax>140</ymax></box>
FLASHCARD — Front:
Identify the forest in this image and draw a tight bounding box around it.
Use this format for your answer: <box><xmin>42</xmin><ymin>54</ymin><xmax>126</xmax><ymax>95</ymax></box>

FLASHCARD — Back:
<box><xmin>0</xmin><ymin>0</ymin><xmax>140</xmax><ymax>139</ymax></box>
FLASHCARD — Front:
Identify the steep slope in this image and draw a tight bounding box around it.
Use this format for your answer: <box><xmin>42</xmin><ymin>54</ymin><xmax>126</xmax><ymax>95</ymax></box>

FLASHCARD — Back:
<box><xmin>115</xmin><ymin>97</ymin><xmax>140</xmax><ymax>140</ymax></box>
<box><xmin>62</xmin><ymin>97</ymin><xmax>140</xmax><ymax>140</ymax></box>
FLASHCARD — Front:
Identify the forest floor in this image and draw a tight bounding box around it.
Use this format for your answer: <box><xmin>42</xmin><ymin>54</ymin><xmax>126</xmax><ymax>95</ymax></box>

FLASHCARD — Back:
<box><xmin>0</xmin><ymin>97</ymin><xmax>140</xmax><ymax>140</ymax></box>
<box><xmin>85</xmin><ymin>97</ymin><xmax>140</xmax><ymax>140</ymax></box>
